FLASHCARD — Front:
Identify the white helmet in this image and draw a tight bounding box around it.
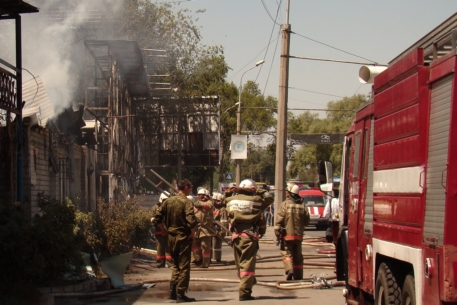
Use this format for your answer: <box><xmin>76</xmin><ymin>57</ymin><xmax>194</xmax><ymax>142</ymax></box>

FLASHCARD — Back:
<box><xmin>159</xmin><ymin>191</ymin><xmax>170</xmax><ymax>203</ymax></box>
<box><xmin>197</xmin><ymin>188</ymin><xmax>209</xmax><ymax>196</ymax></box>
<box><xmin>212</xmin><ymin>192</ymin><xmax>223</xmax><ymax>201</ymax></box>
<box><xmin>286</xmin><ymin>183</ymin><xmax>299</xmax><ymax>195</ymax></box>
<box><xmin>239</xmin><ymin>179</ymin><xmax>256</xmax><ymax>188</ymax></box>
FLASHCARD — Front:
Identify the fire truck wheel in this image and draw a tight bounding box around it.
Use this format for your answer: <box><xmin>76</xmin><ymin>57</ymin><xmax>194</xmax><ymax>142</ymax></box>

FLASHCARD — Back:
<box><xmin>401</xmin><ymin>275</ymin><xmax>415</xmax><ymax>305</ymax></box>
<box><xmin>375</xmin><ymin>263</ymin><xmax>401</xmax><ymax>305</ymax></box>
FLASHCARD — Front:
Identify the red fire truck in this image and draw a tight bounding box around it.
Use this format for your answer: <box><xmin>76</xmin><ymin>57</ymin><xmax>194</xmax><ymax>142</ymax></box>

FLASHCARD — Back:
<box><xmin>319</xmin><ymin>13</ymin><xmax>457</xmax><ymax>305</ymax></box>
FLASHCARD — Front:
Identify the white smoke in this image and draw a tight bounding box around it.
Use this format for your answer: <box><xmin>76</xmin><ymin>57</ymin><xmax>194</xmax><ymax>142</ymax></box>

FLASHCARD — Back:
<box><xmin>12</xmin><ymin>0</ymin><xmax>125</xmax><ymax>115</ymax></box>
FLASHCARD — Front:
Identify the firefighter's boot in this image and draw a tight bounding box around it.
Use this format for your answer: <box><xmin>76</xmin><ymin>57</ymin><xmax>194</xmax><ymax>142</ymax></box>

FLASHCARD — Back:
<box><xmin>167</xmin><ymin>283</ymin><xmax>177</xmax><ymax>300</ymax></box>
<box><xmin>286</xmin><ymin>270</ymin><xmax>294</xmax><ymax>281</ymax></box>
<box><xmin>239</xmin><ymin>289</ymin><xmax>255</xmax><ymax>301</ymax></box>
<box><xmin>176</xmin><ymin>292</ymin><xmax>196</xmax><ymax>302</ymax></box>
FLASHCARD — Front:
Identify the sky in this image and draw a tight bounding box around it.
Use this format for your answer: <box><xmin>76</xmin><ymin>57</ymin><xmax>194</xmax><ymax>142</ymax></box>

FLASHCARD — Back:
<box><xmin>1</xmin><ymin>0</ymin><xmax>456</xmax><ymax>119</ymax></box>
<box><xmin>166</xmin><ymin>0</ymin><xmax>457</xmax><ymax>116</ymax></box>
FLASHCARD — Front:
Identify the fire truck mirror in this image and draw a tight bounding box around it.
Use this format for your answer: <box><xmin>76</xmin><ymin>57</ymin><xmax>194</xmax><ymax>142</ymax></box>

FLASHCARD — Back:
<box><xmin>318</xmin><ymin>160</ymin><xmax>333</xmax><ymax>185</ymax></box>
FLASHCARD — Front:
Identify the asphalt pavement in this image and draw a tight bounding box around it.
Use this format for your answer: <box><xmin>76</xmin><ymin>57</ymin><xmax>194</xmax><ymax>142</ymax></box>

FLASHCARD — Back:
<box><xmin>56</xmin><ymin>226</ymin><xmax>345</xmax><ymax>305</ymax></box>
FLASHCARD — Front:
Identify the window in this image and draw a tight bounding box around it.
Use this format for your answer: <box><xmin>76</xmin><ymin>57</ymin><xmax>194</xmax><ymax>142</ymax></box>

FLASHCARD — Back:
<box><xmin>353</xmin><ymin>132</ymin><xmax>361</xmax><ymax>178</ymax></box>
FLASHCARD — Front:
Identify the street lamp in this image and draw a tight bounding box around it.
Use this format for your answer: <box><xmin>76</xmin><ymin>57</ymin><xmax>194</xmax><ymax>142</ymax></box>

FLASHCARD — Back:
<box><xmin>236</xmin><ymin>59</ymin><xmax>265</xmax><ymax>185</ymax></box>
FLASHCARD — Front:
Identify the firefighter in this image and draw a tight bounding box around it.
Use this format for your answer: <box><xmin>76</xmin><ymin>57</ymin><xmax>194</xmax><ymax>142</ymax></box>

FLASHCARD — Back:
<box><xmin>152</xmin><ymin>178</ymin><xmax>197</xmax><ymax>302</ymax></box>
<box><xmin>323</xmin><ymin>186</ymin><xmax>340</xmax><ymax>242</ymax></box>
<box><xmin>212</xmin><ymin>192</ymin><xmax>228</xmax><ymax>262</ymax></box>
<box><xmin>224</xmin><ymin>179</ymin><xmax>274</xmax><ymax>301</ymax></box>
<box><xmin>191</xmin><ymin>188</ymin><xmax>214</xmax><ymax>268</ymax></box>
<box><xmin>274</xmin><ymin>183</ymin><xmax>310</xmax><ymax>281</ymax></box>
<box><xmin>150</xmin><ymin>191</ymin><xmax>171</xmax><ymax>268</ymax></box>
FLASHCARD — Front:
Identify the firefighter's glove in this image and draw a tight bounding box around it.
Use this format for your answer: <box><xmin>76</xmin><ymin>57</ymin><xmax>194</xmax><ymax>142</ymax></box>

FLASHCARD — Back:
<box><xmin>274</xmin><ymin>229</ymin><xmax>280</xmax><ymax>237</ymax></box>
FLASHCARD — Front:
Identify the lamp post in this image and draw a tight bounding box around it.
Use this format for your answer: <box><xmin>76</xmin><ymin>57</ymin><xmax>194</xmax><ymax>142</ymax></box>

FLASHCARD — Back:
<box><xmin>236</xmin><ymin>59</ymin><xmax>265</xmax><ymax>185</ymax></box>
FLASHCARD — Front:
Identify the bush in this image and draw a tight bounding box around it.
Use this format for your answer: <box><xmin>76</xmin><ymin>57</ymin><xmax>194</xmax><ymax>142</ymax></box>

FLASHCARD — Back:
<box><xmin>0</xmin><ymin>196</ymin><xmax>85</xmax><ymax>305</ymax></box>
<box><xmin>76</xmin><ymin>198</ymin><xmax>153</xmax><ymax>260</ymax></box>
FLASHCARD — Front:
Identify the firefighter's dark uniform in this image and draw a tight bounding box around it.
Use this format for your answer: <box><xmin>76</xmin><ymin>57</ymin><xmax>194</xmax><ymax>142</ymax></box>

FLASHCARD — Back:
<box><xmin>225</xmin><ymin>188</ymin><xmax>273</xmax><ymax>300</ymax></box>
<box><xmin>212</xmin><ymin>202</ymin><xmax>228</xmax><ymax>261</ymax></box>
<box><xmin>274</xmin><ymin>196</ymin><xmax>310</xmax><ymax>280</ymax></box>
<box><xmin>153</xmin><ymin>193</ymin><xmax>197</xmax><ymax>297</ymax></box>
<box><xmin>192</xmin><ymin>200</ymin><xmax>215</xmax><ymax>267</ymax></box>
<box><xmin>151</xmin><ymin>202</ymin><xmax>171</xmax><ymax>267</ymax></box>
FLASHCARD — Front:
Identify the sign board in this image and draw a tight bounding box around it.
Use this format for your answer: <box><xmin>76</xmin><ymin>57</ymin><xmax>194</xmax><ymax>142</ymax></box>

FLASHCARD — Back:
<box><xmin>230</xmin><ymin>135</ymin><xmax>248</xmax><ymax>159</ymax></box>
<box><xmin>290</xmin><ymin>134</ymin><xmax>345</xmax><ymax>145</ymax></box>
<box><xmin>225</xmin><ymin>173</ymin><xmax>233</xmax><ymax>180</ymax></box>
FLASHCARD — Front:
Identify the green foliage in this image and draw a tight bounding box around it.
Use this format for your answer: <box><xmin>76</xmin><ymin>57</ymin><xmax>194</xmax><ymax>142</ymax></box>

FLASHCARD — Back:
<box><xmin>239</xmin><ymin>143</ymin><xmax>276</xmax><ymax>183</ymax></box>
<box><xmin>76</xmin><ymin>199</ymin><xmax>153</xmax><ymax>260</ymax></box>
<box><xmin>0</xmin><ymin>196</ymin><xmax>85</xmax><ymax>305</ymax></box>
<box><xmin>288</xmin><ymin>94</ymin><xmax>369</xmax><ymax>179</ymax></box>
<box><xmin>219</xmin><ymin>81</ymin><xmax>278</xmax><ymax>182</ymax></box>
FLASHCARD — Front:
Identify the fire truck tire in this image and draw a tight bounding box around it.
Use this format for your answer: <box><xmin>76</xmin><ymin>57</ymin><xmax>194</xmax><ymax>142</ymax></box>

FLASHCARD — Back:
<box><xmin>375</xmin><ymin>263</ymin><xmax>401</xmax><ymax>305</ymax></box>
<box><xmin>401</xmin><ymin>275</ymin><xmax>415</xmax><ymax>305</ymax></box>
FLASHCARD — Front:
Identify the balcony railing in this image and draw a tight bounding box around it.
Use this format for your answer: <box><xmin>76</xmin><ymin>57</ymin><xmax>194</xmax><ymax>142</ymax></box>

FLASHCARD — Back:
<box><xmin>0</xmin><ymin>66</ymin><xmax>18</xmax><ymax>114</ymax></box>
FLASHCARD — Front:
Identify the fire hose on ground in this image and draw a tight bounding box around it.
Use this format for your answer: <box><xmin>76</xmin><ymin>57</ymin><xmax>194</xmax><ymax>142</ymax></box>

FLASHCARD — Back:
<box><xmin>141</xmin><ymin>274</ymin><xmax>346</xmax><ymax>290</ymax></box>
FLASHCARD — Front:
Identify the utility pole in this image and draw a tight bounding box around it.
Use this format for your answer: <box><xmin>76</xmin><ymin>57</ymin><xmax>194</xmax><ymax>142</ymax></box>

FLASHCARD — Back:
<box><xmin>274</xmin><ymin>0</ymin><xmax>290</xmax><ymax>214</ymax></box>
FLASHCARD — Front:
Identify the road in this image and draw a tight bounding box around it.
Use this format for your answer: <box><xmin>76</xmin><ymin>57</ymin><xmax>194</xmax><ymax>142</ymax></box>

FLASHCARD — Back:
<box><xmin>56</xmin><ymin>226</ymin><xmax>345</xmax><ymax>305</ymax></box>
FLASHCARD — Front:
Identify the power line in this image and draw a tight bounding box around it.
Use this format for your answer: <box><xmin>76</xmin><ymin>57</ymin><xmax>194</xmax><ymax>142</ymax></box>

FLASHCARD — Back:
<box><xmin>288</xmin><ymin>55</ymin><xmax>387</xmax><ymax>66</ymax></box>
<box><xmin>291</xmin><ymin>31</ymin><xmax>378</xmax><ymax>64</ymax></box>
<box><xmin>261</xmin><ymin>33</ymin><xmax>280</xmax><ymax>94</ymax></box>
<box><xmin>260</xmin><ymin>0</ymin><xmax>281</xmax><ymax>25</ymax></box>
<box><xmin>288</xmin><ymin>86</ymin><xmax>345</xmax><ymax>98</ymax></box>
<box><xmin>256</xmin><ymin>0</ymin><xmax>282</xmax><ymax>92</ymax></box>
<box><xmin>227</xmin><ymin>37</ymin><xmax>279</xmax><ymax>83</ymax></box>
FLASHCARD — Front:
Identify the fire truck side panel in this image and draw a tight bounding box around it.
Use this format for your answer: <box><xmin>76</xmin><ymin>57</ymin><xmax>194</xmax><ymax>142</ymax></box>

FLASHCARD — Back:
<box><xmin>375</xmin><ymin>73</ymin><xmax>422</xmax><ymax>119</ymax></box>
<box><xmin>429</xmin><ymin>54</ymin><xmax>457</xmax><ymax>302</ymax></box>
<box><xmin>347</xmin><ymin>126</ymin><xmax>361</xmax><ymax>287</ymax></box>
<box><xmin>358</xmin><ymin>119</ymin><xmax>374</xmax><ymax>293</ymax></box>
<box><xmin>425</xmin><ymin>70</ymin><xmax>451</xmax><ymax>303</ymax></box>
<box><xmin>372</xmin><ymin>238</ymin><xmax>424</xmax><ymax>305</ymax></box>
<box><xmin>374</xmin><ymin>49</ymin><xmax>424</xmax><ymax>93</ymax></box>
<box><xmin>374</xmin><ymin>103</ymin><xmax>420</xmax><ymax>145</ymax></box>
<box><xmin>374</xmin><ymin>135</ymin><xmax>421</xmax><ymax>170</ymax></box>
<box><xmin>373</xmin><ymin>196</ymin><xmax>423</xmax><ymax>246</ymax></box>
<box><xmin>442</xmin><ymin>59</ymin><xmax>457</xmax><ymax>301</ymax></box>
<box><xmin>422</xmin><ymin>246</ymin><xmax>441</xmax><ymax>305</ymax></box>
<box><xmin>362</xmin><ymin>119</ymin><xmax>375</xmax><ymax>237</ymax></box>
<box><xmin>371</xmin><ymin>49</ymin><xmax>429</xmax><ymax>303</ymax></box>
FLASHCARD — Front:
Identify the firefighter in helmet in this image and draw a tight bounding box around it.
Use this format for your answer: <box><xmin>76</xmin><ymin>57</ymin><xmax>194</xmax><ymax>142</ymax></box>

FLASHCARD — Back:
<box><xmin>191</xmin><ymin>188</ymin><xmax>215</xmax><ymax>268</ymax></box>
<box><xmin>224</xmin><ymin>179</ymin><xmax>274</xmax><ymax>301</ymax></box>
<box><xmin>274</xmin><ymin>182</ymin><xmax>310</xmax><ymax>280</ymax></box>
<box><xmin>150</xmin><ymin>191</ymin><xmax>171</xmax><ymax>268</ymax></box>
<box><xmin>211</xmin><ymin>192</ymin><xmax>228</xmax><ymax>262</ymax></box>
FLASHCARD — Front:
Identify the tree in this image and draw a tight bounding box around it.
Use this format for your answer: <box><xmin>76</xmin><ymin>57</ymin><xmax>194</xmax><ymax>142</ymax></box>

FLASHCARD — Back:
<box><xmin>219</xmin><ymin>81</ymin><xmax>277</xmax><ymax>183</ymax></box>
<box><xmin>288</xmin><ymin>94</ymin><xmax>368</xmax><ymax>179</ymax></box>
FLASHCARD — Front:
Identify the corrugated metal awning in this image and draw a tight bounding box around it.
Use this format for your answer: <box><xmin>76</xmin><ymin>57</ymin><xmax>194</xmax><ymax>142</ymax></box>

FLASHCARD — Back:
<box><xmin>22</xmin><ymin>76</ymin><xmax>55</xmax><ymax>127</ymax></box>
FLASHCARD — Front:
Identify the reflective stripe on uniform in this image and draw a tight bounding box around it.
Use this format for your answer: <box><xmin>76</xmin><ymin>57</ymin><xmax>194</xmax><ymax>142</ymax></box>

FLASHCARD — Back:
<box><xmin>285</xmin><ymin>235</ymin><xmax>303</xmax><ymax>241</ymax></box>
<box><xmin>228</xmin><ymin>199</ymin><xmax>254</xmax><ymax>212</ymax></box>
<box><xmin>293</xmin><ymin>265</ymin><xmax>303</xmax><ymax>269</ymax></box>
<box><xmin>240</xmin><ymin>271</ymin><xmax>255</xmax><ymax>277</ymax></box>
<box><xmin>231</xmin><ymin>232</ymin><xmax>259</xmax><ymax>240</ymax></box>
